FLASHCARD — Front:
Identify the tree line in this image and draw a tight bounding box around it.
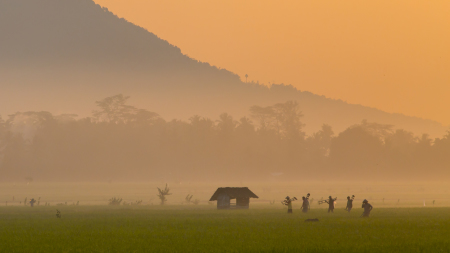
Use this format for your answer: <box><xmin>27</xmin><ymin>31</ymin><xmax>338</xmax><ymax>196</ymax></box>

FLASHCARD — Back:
<box><xmin>0</xmin><ymin>94</ymin><xmax>449</xmax><ymax>182</ymax></box>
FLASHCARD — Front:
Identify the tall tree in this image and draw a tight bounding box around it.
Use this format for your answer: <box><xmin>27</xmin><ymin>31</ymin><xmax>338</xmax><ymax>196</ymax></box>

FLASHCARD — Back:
<box><xmin>6</xmin><ymin>111</ymin><xmax>56</xmax><ymax>142</ymax></box>
<box><xmin>330</xmin><ymin>124</ymin><xmax>384</xmax><ymax>176</ymax></box>
<box><xmin>92</xmin><ymin>94</ymin><xmax>136</xmax><ymax>123</ymax></box>
<box><xmin>249</xmin><ymin>105</ymin><xmax>275</xmax><ymax>132</ymax></box>
<box><xmin>92</xmin><ymin>94</ymin><xmax>159</xmax><ymax>124</ymax></box>
<box><xmin>235</xmin><ymin>117</ymin><xmax>255</xmax><ymax>137</ymax></box>
<box><xmin>216</xmin><ymin>113</ymin><xmax>236</xmax><ymax>139</ymax></box>
<box><xmin>307</xmin><ymin>124</ymin><xmax>334</xmax><ymax>157</ymax></box>
<box><xmin>360</xmin><ymin>119</ymin><xmax>394</xmax><ymax>141</ymax></box>
<box><xmin>272</xmin><ymin>101</ymin><xmax>304</xmax><ymax>140</ymax></box>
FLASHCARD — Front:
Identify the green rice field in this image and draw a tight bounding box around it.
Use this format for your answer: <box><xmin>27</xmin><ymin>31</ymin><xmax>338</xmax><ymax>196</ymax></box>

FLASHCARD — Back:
<box><xmin>1</xmin><ymin>205</ymin><xmax>449</xmax><ymax>253</ymax></box>
<box><xmin>0</xmin><ymin>182</ymin><xmax>449</xmax><ymax>252</ymax></box>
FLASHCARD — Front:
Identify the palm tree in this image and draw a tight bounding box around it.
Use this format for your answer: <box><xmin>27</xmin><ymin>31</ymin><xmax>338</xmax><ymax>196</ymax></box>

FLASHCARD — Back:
<box><xmin>245</xmin><ymin>74</ymin><xmax>248</xmax><ymax>83</ymax></box>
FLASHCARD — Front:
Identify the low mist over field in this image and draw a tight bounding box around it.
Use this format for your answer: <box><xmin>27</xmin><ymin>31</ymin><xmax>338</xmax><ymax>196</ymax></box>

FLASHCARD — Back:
<box><xmin>2</xmin><ymin>181</ymin><xmax>449</xmax><ymax>207</ymax></box>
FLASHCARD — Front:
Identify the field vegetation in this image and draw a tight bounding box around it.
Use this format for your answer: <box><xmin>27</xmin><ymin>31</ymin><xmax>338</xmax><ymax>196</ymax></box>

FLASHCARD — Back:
<box><xmin>1</xmin><ymin>182</ymin><xmax>449</xmax><ymax>252</ymax></box>
<box><xmin>0</xmin><ymin>205</ymin><xmax>449</xmax><ymax>252</ymax></box>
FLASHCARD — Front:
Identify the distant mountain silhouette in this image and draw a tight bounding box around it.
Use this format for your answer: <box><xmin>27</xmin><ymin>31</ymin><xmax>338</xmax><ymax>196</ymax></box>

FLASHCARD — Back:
<box><xmin>0</xmin><ymin>0</ymin><xmax>446</xmax><ymax>136</ymax></box>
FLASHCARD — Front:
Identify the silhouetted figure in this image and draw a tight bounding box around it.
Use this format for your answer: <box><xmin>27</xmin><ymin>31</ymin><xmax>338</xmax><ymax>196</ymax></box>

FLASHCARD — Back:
<box><xmin>56</xmin><ymin>209</ymin><xmax>61</xmax><ymax>218</ymax></box>
<box><xmin>29</xmin><ymin>198</ymin><xmax>36</xmax><ymax>207</ymax></box>
<box><xmin>283</xmin><ymin>196</ymin><xmax>296</xmax><ymax>214</ymax></box>
<box><xmin>301</xmin><ymin>197</ymin><xmax>308</xmax><ymax>213</ymax></box>
<box><xmin>345</xmin><ymin>195</ymin><xmax>355</xmax><ymax>212</ymax></box>
<box><xmin>301</xmin><ymin>193</ymin><xmax>311</xmax><ymax>213</ymax></box>
<box><xmin>286</xmin><ymin>197</ymin><xmax>293</xmax><ymax>213</ymax></box>
<box><xmin>361</xmin><ymin>199</ymin><xmax>373</xmax><ymax>217</ymax></box>
<box><xmin>324</xmin><ymin>196</ymin><xmax>337</xmax><ymax>213</ymax></box>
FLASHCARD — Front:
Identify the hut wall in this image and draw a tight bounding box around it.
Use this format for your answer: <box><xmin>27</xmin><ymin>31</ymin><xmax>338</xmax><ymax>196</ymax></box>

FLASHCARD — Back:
<box><xmin>217</xmin><ymin>193</ymin><xmax>230</xmax><ymax>209</ymax></box>
<box><xmin>236</xmin><ymin>197</ymin><xmax>250</xmax><ymax>209</ymax></box>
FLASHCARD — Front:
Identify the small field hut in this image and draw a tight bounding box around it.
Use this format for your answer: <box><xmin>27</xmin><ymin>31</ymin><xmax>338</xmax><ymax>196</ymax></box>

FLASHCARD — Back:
<box><xmin>209</xmin><ymin>187</ymin><xmax>259</xmax><ymax>209</ymax></box>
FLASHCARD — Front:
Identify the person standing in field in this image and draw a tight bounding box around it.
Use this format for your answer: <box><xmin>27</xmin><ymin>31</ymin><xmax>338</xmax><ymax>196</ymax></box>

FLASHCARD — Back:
<box><xmin>361</xmin><ymin>199</ymin><xmax>373</xmax><ymax>217</ymax></box>
<box><xmin>324</xmin><ymin>196</ymin><xmax>337</xmax><ymax>213</ymax></box>
<box><xmin>301</xmin><ymin>194</ymin><xmax>310</xmax><ymax>213</ymax></box>
<box><xmin>283</xmin><ymin>196</ymin><xmax>293</xmax><ymax>214</ymax></box>
<box><xmin>345</xmin><ymin>195</ymin><xmax>354</xmax><ymax>213</ymax></box>
<box><xmin>301</xmin><ymin>196</ymin><xmax>308</xmax><ymax>213</ymax></box>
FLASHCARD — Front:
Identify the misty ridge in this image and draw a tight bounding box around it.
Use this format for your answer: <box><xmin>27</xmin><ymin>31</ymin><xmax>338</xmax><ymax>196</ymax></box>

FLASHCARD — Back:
<box><xmin>1</xmin><ymin>94</ymin><xmax>449</xmax><ymax>182</ymax></box>
<box><xmin>0</xmin><ymin>0</ymin><xmax>447</xmax><ymax>139</ymax></box>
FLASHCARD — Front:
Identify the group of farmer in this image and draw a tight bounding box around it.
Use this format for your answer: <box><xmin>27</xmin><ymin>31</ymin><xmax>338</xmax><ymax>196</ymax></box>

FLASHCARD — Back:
<box><xmin>283</xmin><ymin>194</ymin><xmax>373</xmax><ymax>217</ymax></box>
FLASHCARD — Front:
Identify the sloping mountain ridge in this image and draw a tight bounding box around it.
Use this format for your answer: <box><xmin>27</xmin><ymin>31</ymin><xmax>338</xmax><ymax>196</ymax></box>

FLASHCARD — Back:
<box><xmin>0</xmin><ymin>0</ymin><xmax>446</xmax><ymax>137</ymax></box>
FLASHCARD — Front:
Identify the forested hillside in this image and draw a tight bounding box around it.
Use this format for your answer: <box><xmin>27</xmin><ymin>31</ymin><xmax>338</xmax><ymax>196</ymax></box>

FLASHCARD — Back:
<box><xmin>0</xmin><ymin>0</ymin><xmax>446</xmax><ymax>137</ymax></box>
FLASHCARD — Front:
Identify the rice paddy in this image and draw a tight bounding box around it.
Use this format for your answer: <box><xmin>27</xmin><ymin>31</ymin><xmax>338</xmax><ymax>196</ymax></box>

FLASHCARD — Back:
<box><xmin>0</xmin><ymin>205</ymin><xmax>449</xmax><ymax>252</ymax></box>
<box><xmin>1</xmin><ymin>182</ymin><xmax>449</xmax><ymax>252</ymax></box>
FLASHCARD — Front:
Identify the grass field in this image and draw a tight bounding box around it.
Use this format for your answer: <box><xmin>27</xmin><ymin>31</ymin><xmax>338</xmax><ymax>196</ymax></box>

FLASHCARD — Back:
<box><xmin>1</xmin><ymin>205</ymin><xmax>449</xmax><ymax>253</ymax></box>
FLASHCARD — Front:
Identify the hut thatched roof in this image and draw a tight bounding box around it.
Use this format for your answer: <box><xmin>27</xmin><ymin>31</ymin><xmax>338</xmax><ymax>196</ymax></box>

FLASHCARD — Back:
<box><xmin>209</xmin><ymin>187</ymin><xmax>259</xmax><ymax>201</ymax></box>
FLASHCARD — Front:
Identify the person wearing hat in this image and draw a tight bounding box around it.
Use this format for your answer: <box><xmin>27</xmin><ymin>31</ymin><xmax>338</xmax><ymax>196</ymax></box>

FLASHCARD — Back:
<box><xmin>345</xmin><ymin>195</ymin><xmax>355</xmax><ymax>213</ymax></box>
<box><xmin>324</xmin><ymin>196</ymin><xmax>337</xmax><ymax>213</ymax></box>
<box><xmin>361</xmin><ymin>199</ymin><xmax>373</xmax><ymax>217</ymax></box>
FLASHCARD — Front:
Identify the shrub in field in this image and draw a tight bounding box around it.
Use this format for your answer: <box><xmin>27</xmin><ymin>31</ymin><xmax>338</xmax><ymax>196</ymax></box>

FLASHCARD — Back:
<box><xmin>185</xmin><ymin>194</ymin><xmax>193</xmax><ymax>204</ymax></box>
<box><xmin>131</xmin><ymin>200</ymin><xmax>143</xmax><ymax>206</ymax></box>
<box><xmin>157</xmin><ymin>184</ymin><xmax>171</xmax><ymax>205</ymax></box>
<box><xmin>185</xmin><ymin>194</ymin><xmax>199</xmax><ymax>205</ymax></box>
<box><xmin>108</xmin><ymin>197</ymin><xmax>123</xmax><ymax>206</ymax></box>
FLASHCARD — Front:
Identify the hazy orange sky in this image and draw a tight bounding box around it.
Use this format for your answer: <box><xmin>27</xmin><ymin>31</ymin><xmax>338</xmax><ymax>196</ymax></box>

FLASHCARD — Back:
<box><xmin>94</xmin><ymin>0</ymin><xmax>450</xmax><ymax>125</ymax></box>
